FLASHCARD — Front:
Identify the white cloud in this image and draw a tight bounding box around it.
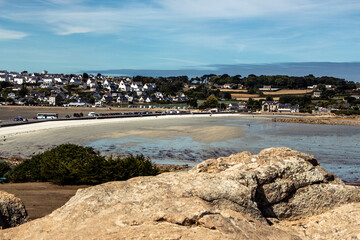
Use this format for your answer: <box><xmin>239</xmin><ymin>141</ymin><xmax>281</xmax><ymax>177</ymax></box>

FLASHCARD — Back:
<box><xmin>2</xmin><ymin>0</ymin><xmax>360</xmax><ymax>36</ymax></box>
<box><xmin>155</xmin><ymin>0</ymin><xmax>308</xmax><ymax>19</ymax></box>
<box><xmin>0</xmin><ymin>28</ymin><xmax>27</xmax><ymax>40</ymax></box>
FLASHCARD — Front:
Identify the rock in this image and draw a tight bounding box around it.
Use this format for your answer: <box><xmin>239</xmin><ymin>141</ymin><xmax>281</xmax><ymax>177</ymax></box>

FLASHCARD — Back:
<box><xmin>274</xmin><ymin>202</ymin><xmax>360</xmax><ymax>240</ymax></box>
<box><xmin>0</xmin><ymin>148</ymin><xmax>359</xmax><ymax>239</ymax></box>
<box><xmin>0</xmin><ymin>191</ymin><xmax>29</xmax><ymax>229</ymax></box>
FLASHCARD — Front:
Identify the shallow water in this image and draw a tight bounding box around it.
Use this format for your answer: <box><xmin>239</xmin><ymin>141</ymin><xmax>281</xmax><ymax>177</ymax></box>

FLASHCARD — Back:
<box><xmin>87</xmin><ymin>116</ymin><xmax>360</xmax><ymax>184</ymax></box>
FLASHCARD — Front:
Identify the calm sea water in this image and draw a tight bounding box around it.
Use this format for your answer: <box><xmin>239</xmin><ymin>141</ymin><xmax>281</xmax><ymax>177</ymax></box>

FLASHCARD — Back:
<box><xmin>87</xmin><ymin>116</ymin><xmax>360</xmax><ymax>184</ymax></box>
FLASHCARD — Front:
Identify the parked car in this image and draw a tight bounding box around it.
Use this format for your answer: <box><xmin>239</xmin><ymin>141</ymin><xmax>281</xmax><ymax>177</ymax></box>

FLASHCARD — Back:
<box><xmin>13</xmin><ymin>117</ymin><xmax>23</xmax><ymax>121</ymax></box>
<box><xmin>88</xmin><ymin>112</ymin><xmax>97</xmax><ymax>117</ymax></box>
<box><xmin>73</xmin><ymin>113</ymin><xmax>80</xmax><ymax>117</ymax></box>
<box><xmin>65</xmin><ymin>115</ymin><xmax>70</xmax><ymax>118</ymax></box>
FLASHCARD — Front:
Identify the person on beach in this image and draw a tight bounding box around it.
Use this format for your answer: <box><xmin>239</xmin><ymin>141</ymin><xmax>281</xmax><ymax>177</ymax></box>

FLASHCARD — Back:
<box><xmin>3</xmin><ymin>136</ymin><xmax>6</xmax><ymax>142</ymax></box>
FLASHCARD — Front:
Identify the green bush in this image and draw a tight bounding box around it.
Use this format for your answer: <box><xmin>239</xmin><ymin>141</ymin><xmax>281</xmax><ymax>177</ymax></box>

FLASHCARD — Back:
<box><xmin>9</xmin><ymin>157</ymin><xmax>42</xmax><ymax>182</ymax></box>
<box><xmin>331</xmin><ymin>110</ymin><xmax>360</xmax><ymax>115</ymax></box>
<box><xmin>0</xmin><ymin>161</ymin><xmax>11</xmax><ymax>178</ymax></box>
<box><xmin>9</xmin><ymin>144</ymin><xmax>159</xmax><ymax>185</ymax></box>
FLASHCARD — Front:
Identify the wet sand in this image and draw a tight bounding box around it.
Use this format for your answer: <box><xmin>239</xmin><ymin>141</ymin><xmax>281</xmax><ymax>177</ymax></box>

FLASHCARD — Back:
<box><xmin>0</xmin><ymin>114</ymin><xmax>248</xmax><ymax>159</ymax></box>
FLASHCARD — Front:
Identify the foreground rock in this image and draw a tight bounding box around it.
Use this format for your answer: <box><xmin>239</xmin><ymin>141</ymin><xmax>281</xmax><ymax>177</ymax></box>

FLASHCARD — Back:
<box><xmin>0</xmin><ymin>191</ymin><xmax>29</xmax><ymax>229</ymax></box>
<box><xmin>1</xmin><ymin>148</ymin><xmax>359</xmax><ymax>239</ymax></box>
<box><xmin>275</xmin><ymin>202</ymin><xmax>360</xmax><ymax>240</ymax></box>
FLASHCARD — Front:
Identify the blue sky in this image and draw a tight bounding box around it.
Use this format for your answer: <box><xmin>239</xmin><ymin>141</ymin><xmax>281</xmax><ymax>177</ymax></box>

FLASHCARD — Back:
<box><xmin>0</xmin><ymin>0</ymin><xmax>360</xmax><ymax>80</ymax></box>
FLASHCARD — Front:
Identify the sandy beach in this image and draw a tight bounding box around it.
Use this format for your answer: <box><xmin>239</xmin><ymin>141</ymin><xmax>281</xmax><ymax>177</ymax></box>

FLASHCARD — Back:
<box><xmin>0</xmin><ymin>114</ymin><xmax>249</xmax><ymax>159</ymax></box>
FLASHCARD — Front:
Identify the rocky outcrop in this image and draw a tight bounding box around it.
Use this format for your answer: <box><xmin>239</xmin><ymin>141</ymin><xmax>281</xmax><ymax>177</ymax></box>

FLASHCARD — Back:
<box><xmin>1</xmin><ymin>148</ymin><xmax>359</xmax><ymax>239</ymax></box>
<box><xmin>274</xmin><ymin>202</ymin><xmax>360</xmax><ymax>240</ymax></box>
<box><xmin>191</xmin><ymin>148</ymin><xmax>359</xmax><ymax>221</ymax></box>
<box><xmin>0</xmin><ymin>191</ymin><xmax>29</xmax><ymax>229</ymax></box>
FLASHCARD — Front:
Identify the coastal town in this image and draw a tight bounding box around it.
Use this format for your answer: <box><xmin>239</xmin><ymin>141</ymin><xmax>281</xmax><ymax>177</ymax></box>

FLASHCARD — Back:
<box><xmin>1</xmin><ymin>1</ymin><xmax>360</xmax><ymax>239</ymax></box>
<box><xmin>0</xmin><ymin>70</ymin><xmax>360</xmax><ymax>121</ymax></box>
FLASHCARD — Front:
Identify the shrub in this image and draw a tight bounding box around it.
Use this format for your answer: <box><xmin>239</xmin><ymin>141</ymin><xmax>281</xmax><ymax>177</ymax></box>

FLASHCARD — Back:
<box><xmin>331</xmin><ymin>110</ymin><xmax>360</xmax><ymax>115</ymax></box>
<box><xmin>104</xmin><ymin>155</ymin><xmax>159</xmax><ymax>182</ymax></box>
<box><xmin>0</xmin><ymin>161</ymin><xmax>11</xmax><ymax>178</ymax></box>
<box><xmin>10</xmin><ymin>157</ymin><xmax>42</xmax><ymax>182</ymax></box>
<box><xmin>9</xmin><ymin>144</ymin><xmax>159</xmax><ymax>185</ymax></box>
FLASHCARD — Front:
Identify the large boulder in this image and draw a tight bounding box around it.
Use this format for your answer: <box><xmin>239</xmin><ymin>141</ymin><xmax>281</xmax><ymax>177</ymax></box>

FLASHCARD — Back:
<box><xmin>1</xmin><ymin>148</ymin><xmax>359</xmax><ymax>239</ymax></box>
<box><xmin>191</xmin><ymin>147</ymin><xmax>359</xmax><ymax>220</ymax></box>
<box><xmin>274</xmin><ymin>202</ymin><xmax>360</xmax><ymax>240</ymax></box>
<box><xmin>0</xmin><ymin>191</ymin><xmax>29</xmax><ymax>229</ymax></box>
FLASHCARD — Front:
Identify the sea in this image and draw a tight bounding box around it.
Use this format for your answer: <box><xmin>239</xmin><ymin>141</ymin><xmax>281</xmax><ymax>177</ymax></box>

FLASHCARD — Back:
<box><xmin>87</xmin><ymin>115</ymin><xmax>360</xmax><ymax>185</ymax></box>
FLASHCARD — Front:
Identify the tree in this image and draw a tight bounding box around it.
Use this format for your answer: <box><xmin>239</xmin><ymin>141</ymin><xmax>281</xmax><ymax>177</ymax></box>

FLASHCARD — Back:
<box><xmin>82</xmin><ymin>73</ymin><xmax>89</xmax><ymax>83</ymax></box>
<box><xmin>0</xmin><ymin>161</ymin><xmax>11</xmax><ymax>178</ymax></box>
<box><xmin>265</xmin><ymin>96</ymin><xmax>273</xmax><ymax>101</ymax></box>
<box><xmin>202</xmin><ymin>95</ymin><xmax>219</xmax><ymax>108</ymax></box>
<box><xmin>19</xmin><ymin>84</ymin><xmax>28</xmax><ymax>98</ymax></box>
<box><xmin>187</xmin><ymin>98</ymin><xmax>198</xmax><ymax>108</ymax></box>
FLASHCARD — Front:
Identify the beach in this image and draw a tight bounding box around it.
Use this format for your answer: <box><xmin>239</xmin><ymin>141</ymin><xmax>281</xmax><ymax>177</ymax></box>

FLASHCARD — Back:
<box><xmin>0</xmin><ymin>112</ymin><xmax>359</xmax><ymax>222</ymax></box>
<box><xmin>0</xmin><ymin>114</ymin><xmax>249</xmax><ymax>159</ymax></box>
<box><xmin>1</xmin><ymin>112</ymin><xmax>359</xmax><ymax>184</ymax></box>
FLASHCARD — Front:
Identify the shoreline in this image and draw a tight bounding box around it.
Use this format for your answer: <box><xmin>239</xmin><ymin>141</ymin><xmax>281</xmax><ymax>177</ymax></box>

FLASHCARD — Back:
<box><xmin>0</xmin><ymin>113</ymin><xmax>270</xmax><ymax>138</ymax></box>
<box><xmin>0</xmin><ymin>114</ymin><xmax>250</xmax><ymax>160</ymax></box>
<box><xmin>273</xmin><ymin>115</ymin><xmax>360</xmax><ymax>126</ymax></box>
<box><xmin>0</xmin><ymin>114</ymin><xmax>359</xmax><ymax>187</ymax></box>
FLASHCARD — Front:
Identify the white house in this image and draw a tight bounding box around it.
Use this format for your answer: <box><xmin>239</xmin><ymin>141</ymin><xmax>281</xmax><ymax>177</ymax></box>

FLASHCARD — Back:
<box><xmin>307</xmin><ymin>85</ymin><xmax>318</xmax><ymax>89</ymax></box>
<box><xmin>313</xmin><ymin>91</ymin><xmax>321</xmax><ymax>98</ymax></box>
<box><xmin>154</xmin><ymin>92</ymin><xmax>164</xmax><ymax>100</ymax></box>
<box><xmin>0</xmin><ymin>76</ymin><xmax>8</xmax><ymax>82</ymax></box>
<box><xmin>118</xmin><ymin>80</ymin><xmax>131</xmax><ymax>92</ymax></box>
<box><xmin>7</xmin><ymin>93</ymin><xmax>16</xmax><ymax>99</ymax></box>
<box><xmin>117</xmin><ymin>95</ymin><xmax>129</xmax><ymax>103</ymax></box>
<box><xmin>143</xmin><ymin>83</ymin><xmax>156</xmax><ymax>92</ymax></box>
<box><xmin>259</xmin><ymin>85</ymin><xmax>279</xmax><ymax>91</ymax></box>
<box><xmin>70</xmin><ymin>77</ymin><xmax>81</xmax><ymax>86</ymax></box>
<box><xmin>131</xmin><ymin>82</ymin><xmax>143</xmax><ymax>92</ymax></box>
<box><xmin>40</xmin><ymin>81</ymin><xmax>53</xmax><ymax>89</ymax></box>
<box><xmin>103</xmin><ymin>79</ymin><xmax>111</xmax><ymax>89</ymax></box>
<box><xmin>13</xmin><ymin>77</ymin><xmax>25</xmax><ymax>85</ymax></box>
<box><xmin>43</xmin><ymin>78</ymin><xmax>54</xmax><ymax>84</ymax></box>
<box><xmin>145</xmin><ymin>97</ymin><xmax>155</xmax><ymax>103</ymax></box>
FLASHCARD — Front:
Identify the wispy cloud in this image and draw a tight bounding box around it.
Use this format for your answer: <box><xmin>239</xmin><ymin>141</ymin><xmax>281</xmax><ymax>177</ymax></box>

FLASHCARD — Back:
<box><xmin>0</xmin><ymin>27</ymin><xmax>27</xmax><ymax>40</ymax></box>
<box><xmin>155</xmin><ymin>0</ymin><xmax>309</xmax><ymax>19</ymax></box>
<box><xmin>1</xmin><ymin>0</ymin><xmax>360</xmax><ymax>70</ymax></box>
<box><xmin>3</xmin><ymin>0</ymin><xmax>360</xmax><ymax>36</ymax></box>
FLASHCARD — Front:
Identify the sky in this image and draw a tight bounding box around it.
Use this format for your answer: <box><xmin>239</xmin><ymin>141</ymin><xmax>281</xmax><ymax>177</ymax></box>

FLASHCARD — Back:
<box><xmin>0</xmin><ymin>0</ymin><xmax>360</xmax><ymax>81</ymax></box>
